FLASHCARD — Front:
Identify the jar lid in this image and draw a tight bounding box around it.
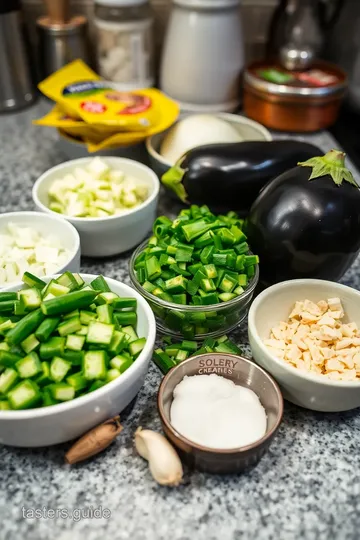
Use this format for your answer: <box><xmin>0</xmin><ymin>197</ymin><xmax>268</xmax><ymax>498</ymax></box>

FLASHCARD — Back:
<box><xmin>37</xmin><ymin>15</ymin><xmax>87</xmax><ymax>34</ymax></box>
<box><xmin>95</xmin><ymin>0</ymin><xmax>148</xmax><ymax>6</ymax></box>
<box><xmin>173</xmin><ymin>0</ymin><xmax>240</xmax><ymax>8</ymax></box>
<box><xmin>244</xmin><ymin>60</ymin><xmax>347</xmax><ymax>98</ymax></box>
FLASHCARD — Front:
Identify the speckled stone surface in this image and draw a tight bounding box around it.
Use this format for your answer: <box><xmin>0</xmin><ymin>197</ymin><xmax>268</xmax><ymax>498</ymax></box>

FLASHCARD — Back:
<box><xmin>1</xmin><ymin>101</ymin><xmax>360</xmax><ymax>540</ymax></box>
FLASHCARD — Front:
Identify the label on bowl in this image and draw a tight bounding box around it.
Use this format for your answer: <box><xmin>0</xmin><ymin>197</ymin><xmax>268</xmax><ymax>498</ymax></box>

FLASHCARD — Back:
<box><xmin>198</xmin><ymin>356</ymin><xmax>239</xmax><ymax>376</ymax></box>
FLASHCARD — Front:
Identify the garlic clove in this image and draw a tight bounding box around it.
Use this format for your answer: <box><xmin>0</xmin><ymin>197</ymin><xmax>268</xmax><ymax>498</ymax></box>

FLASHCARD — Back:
<box><xmin>135</xmin><ymin>428</ymin><xmax>183</xmax><ymax>487</ymax></box>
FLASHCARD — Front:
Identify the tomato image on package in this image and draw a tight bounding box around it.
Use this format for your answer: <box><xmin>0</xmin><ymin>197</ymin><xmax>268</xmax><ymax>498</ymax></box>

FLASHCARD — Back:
<box><xmin>60</xmin><ymin>80</ymin><xmax>156</xmax><ymax>128</ymax></box>
<box><xmin>81</xmin><ymin>100</ymin><xmax>107</xmax><ymax>114</ymax></box>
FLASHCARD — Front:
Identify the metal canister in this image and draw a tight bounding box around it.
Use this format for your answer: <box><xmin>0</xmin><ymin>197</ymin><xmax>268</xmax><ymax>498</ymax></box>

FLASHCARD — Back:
<box><xmin>37</xmin><ymin>15</ymin><xmax>91</xmax><ymax>79</ymax></box>
<box><xmin>0</xmin><ymin>0</ymin><xmax>35</xmax><ymax>112</ymax></box>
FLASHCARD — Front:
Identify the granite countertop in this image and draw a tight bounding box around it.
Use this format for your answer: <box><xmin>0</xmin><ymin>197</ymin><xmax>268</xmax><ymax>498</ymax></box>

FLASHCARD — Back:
<box><xmin>1</xmin><ymin>101</ymin><xmax>360</xmax><ymax>540</ymax></box>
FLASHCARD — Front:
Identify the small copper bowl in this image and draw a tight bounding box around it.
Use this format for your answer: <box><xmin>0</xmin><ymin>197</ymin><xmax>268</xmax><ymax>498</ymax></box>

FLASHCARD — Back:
<box><xmin>157</xmin><ymin>353</ymin><xmax>283</xmax><ymax>474</ymax></box>
<box><xmin>243</xmin><ymin>60</ymin><xmax>347</xmax><ymax>133</ymax></box>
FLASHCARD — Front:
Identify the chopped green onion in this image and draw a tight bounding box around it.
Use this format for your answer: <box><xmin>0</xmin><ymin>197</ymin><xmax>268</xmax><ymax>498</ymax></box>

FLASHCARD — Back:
<box><xmin>132</xmin><ymin>206</ymin><xmax>258</xmax><ymax>337</ymax></box>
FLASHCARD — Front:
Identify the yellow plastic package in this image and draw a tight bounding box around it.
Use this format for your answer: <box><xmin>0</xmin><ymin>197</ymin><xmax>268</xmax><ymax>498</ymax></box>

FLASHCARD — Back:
<box><xmin>34</xmin><ymin>102</ymin><xmax>180</xmax><ymax>149</ymax></box>
<box><xmin>38</xmin><ymin>60</ymin><xmax>178</xmax><ymax>131</ymax></box>
<box><xmin>33</xmin><ymin>104</ymin><xmax>123</xmax><ymax>142</ymax></box>
<box><xmin>85</xmin><ymin>105</ymin><xmax>182</xmax><ymax>152</ymax></box>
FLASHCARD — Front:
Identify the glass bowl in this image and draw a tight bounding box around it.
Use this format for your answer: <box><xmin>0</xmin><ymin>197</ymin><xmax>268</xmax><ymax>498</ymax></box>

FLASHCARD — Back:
<box><xmin>129</xmin><ymin>240</ymin><xmax>259</xmax><ymax>340</ymax></box>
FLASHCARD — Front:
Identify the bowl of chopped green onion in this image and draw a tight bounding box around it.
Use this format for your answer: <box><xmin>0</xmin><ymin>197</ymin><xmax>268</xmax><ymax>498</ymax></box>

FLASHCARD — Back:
<box><xmin>0</xmin><ymin>272</ymin><xmax>156</xmax><ymax>447</ymax></box>
<box><xmin>129</xmin><ymin>205</ymin><xmax>259</xmax><ymax>340</ymax></box>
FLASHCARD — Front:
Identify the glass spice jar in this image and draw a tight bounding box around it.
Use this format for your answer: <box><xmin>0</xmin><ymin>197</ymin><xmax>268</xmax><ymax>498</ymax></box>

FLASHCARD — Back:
<box><xmin>94</xmin><ymin>0</ymin><xmax>155</xmax><ymax>90</ymax></box>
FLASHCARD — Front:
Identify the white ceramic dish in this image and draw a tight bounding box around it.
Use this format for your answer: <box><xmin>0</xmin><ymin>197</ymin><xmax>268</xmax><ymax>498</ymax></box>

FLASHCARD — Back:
<box><xmin>0</xmin><ymin>211</ymin><xmax>80</xmax><ymax>288</ymax></box>
<box><xmin>0</xmin><ymin>274</ymin><xmax>156</xmax><ymax>447</ymax></box>
<box><xmin>146</xmin><ymin>113</ymin><xmax>272</xmax><ymax>178</ymax></box>
<box><xmin>32</xmin><ymin>157</ymin><xmax>160</xmax><ymax>257</ymax></box>
<box><xmin>248</xmin><ymin>279</ymin><xmax>360</xmax><ymax>412</ymax></box>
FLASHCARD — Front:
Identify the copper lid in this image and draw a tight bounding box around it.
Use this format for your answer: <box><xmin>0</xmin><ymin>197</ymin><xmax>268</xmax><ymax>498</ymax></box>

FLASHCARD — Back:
<box><xmin>37</xmin><ymin>15</ymin><xmax>87</xmax><ymax>34</ymax></box>
<box><xmin>245</xmin><ymin>60</ymin><xmax>347</xmax><ymax>98</ymax></box>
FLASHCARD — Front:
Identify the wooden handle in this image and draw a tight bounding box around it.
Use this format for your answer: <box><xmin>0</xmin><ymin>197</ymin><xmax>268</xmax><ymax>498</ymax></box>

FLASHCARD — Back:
<box><xmin>43</xmin><ymin>0</ymin><xmax>70</xmax><ymax>25</ymax></box>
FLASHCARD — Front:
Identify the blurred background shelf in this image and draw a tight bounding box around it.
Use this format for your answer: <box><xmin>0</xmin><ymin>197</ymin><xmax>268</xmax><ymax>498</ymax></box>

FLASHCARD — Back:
<box><xmin>22</xmin><ymin>0</ymin><xmax>278</xmax><ymax>72</ymax></box>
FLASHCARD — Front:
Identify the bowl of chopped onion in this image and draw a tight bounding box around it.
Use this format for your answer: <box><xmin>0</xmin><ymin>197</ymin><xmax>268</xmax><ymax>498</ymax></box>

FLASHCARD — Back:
<box><xmin>0</xmin><ymin>211</ymin><xmax>80</xmax><ymax>289</ymax></box>
<box><xmin>248</xmin><ymin>278</ymin><xmax>360</xmax><ymax>412</ymax></box>
<box><xmin>32</xmin><ymin>157</ymin><xmax>160</xmax><ymax>257</ymax></box>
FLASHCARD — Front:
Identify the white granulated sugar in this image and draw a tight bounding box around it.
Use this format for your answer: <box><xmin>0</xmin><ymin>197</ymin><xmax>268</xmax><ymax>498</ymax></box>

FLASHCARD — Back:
<box><xmin>170</xmin><ymin>374</ymin><xmax>267</xmax><ymax>449</ymax></box>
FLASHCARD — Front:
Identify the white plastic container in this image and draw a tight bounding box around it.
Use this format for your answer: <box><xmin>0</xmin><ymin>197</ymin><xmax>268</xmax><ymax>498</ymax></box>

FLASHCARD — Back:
<box><xmin>160</xmin><ymin>0</ymin><xmax>244</xmax><ymax>112</ymax></box>
<box><xmin>94</xmin><ymin>0</ymin><xmax>155</xmax><ymax>90</ymax></box>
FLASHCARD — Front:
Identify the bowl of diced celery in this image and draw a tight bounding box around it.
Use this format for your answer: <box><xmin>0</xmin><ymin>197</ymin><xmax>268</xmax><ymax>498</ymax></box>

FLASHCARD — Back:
<box><xmin>0</xmin><ymin>211</ymin><xmax>81</xmax><ymax>288</ymax></box>
<box><xmin>129</xmin><ymin>205</ymin><xmax>259</xmax><ymax>340</ymax></box>
<box><xmin>0</xmin><ymin>272</ymin><xmax>156</xmax><ymax>447</ymax></box>
<box><xmin>32</xmin><ymin>157</ymin><xmax>160</xmax><ymax>257</ymax></box>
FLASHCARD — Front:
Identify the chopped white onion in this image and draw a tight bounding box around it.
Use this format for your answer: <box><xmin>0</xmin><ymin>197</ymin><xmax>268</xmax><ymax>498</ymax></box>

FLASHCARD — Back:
<box><xmin>0</xmin><ymin>223</ymin><xmax>71</xmax><ymax>286</ymax></box>
<box><xmin>47</xmin><ymin>158</ymin><xmax>149</xmax><ymax>218</ymax></box>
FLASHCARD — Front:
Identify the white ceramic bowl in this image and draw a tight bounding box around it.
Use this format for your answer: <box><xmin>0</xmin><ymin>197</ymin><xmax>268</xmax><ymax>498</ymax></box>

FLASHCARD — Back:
<box><xmin>0</xmin><ymin>274</ymin><xmax>156</xmax><ymax>447</ymax></box>
<box><xmin>0</xmin><ymin>211</ymin><xmax>80</xmax><ymax>288</ymax></box>
<box><xmin>146</xmin><ymin>113</ymin><xmax>272</xmax><ymax>178</ymax></box>
<box><xmin>32</xmin><ymin>157</ymin><xmax>160</xmax><ymax>257</ymax></box>
<box><xmin>248</xmin><ymin>279</ymin><xmax>360</xmax><ymax>412</ymax></box>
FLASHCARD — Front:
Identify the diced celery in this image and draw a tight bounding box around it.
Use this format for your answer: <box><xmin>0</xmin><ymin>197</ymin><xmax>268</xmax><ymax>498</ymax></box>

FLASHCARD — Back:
<box><xmin>18</xmin><ymin>288</ymin><xmax>41</xmax><ymax>311</ymax></box>
<box><xmin>122</xmin><ymin>325</ymin><xmax>138</xmax><ymax>343</ymax></box>
<box><xmin>80</xmin><ymin>310</ymin><xmax>97</xmax><ymax>325</ymax></box>
<box><xmin>66</xmin><ymin>372</ymin><xmax>87</xmax><ymax>392</ymax></box>
<box><xmin>110</xmin><ymin>355</ymin><xmax>132</xmax><ymax>373</ymax></box>
<box><xmin>66</xmin><ymin>334</ymin><xmax>85</xmax><ymax>351</ymax></box>
<box><xmin>16</xmin><ymin>352</ymin><xmax>42</xmax><ymax>378</ymax></box>
<box><xmin>58</xmin><ymin>317</ymin><xmax>82</xmax><ymax>337</ymax></box>
<box><xmin>86</xmin><ymin>322</ymin><xmax>114</xmax><ymax>346</ymax></box>
<box><xmin>50</xmin><ymin>356</ymin><xmax>71</xmax><ymax>383</ymax></box>
<box><xmin>8</xmin><ymin>380</ymin><xmax>41</xmax><ymax>409</ymax></box>
<box><xmin>106</xmin><ymin>368</ymin><xmax>121</xmax><ymax>382</ymax></box>
<box><xmin>0</xmin><ymin>368</ymin><xmax>18</xmax><ymax>394</ymax></box>
<box><xmin>128</xmin><ymin>337</ymin><xmax>146</xmax><ymax>358</ymax></box>
<box><xmin>83</xmin><ymin>350</ymin><xmax>108</xmax><ymax>380</ymax></box>
<box><xmin>21</xmin><ymin>333</ymin><xmax>40</xmax><ymax>354</ymax></box>
<box><xmin>96</xmin><ymin>304</ymin><xmax>113</xmax><ymax>324</ymax></box>
<box><xmin>49</xmin><ymin>383</ymin><xmax>75</xmax><ymax>402</ymax></box>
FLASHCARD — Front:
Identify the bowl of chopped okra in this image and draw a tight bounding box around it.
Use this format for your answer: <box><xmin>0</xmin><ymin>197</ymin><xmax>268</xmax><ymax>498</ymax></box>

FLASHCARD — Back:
<box><xmin>0</xmin><ymin>272</ymin><xmax>156</xmax><ymax>447</ymax></box>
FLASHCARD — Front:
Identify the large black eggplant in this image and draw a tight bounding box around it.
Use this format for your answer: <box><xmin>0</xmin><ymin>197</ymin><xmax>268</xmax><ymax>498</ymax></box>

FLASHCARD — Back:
<box><xmin>246</xmin><ymin>150</ymin><xmax>360</xmax><ymax>285</ymax></box>
<box><xmin>161</xmin><ymin>140</ymin><xmax>321</xmax><ymax>214</ymax></box>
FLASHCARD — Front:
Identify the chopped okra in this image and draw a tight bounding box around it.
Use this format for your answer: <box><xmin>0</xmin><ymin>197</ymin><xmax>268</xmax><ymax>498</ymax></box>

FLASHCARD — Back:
<box><xmin>0</xmin><ymin>272</ymin><xmax>146</xmax><ymax>410</ymax></box>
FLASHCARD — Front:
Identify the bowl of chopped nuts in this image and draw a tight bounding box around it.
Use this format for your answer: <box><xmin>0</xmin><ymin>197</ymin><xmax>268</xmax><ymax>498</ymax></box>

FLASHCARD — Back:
<box><xmin>248</xmin><ymin>279</ymin><xmax>360</xmax><ymax>412</ymax></box>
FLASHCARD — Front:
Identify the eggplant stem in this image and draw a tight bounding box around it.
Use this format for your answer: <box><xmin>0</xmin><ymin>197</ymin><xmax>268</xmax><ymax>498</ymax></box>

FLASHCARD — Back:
<box><xmin>298</xmin><ymin>149</ymin><xmax>358</xmax><ymax>187</ymax></box>
<box><xmin>161</xmin><ymin>166</ymin><xmax>189</xmax><ymax>203</ymax></box>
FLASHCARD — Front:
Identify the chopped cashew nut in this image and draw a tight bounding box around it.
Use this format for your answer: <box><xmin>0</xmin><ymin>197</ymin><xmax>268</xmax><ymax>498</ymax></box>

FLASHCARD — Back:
<box><xmin>265</xmin><ymin>298</ymin><xmax>360</xmax><ymax>380</ymax></box>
